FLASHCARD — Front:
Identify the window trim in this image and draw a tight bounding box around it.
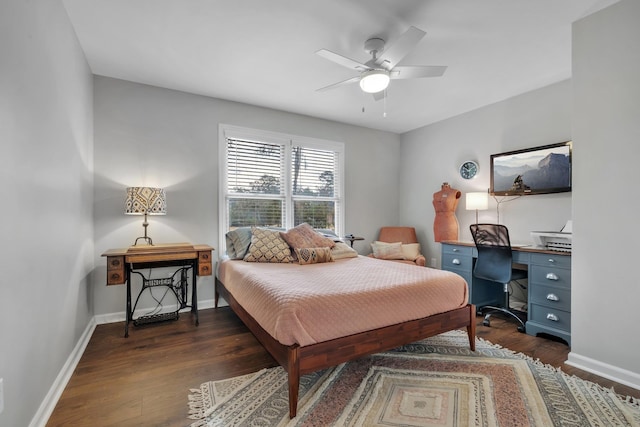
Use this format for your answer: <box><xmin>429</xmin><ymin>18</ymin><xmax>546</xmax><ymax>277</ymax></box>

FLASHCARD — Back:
<box><xmin>218</xmin><ymin>124</ymin><xmax>345</xmax><ymax>252</ymax></box>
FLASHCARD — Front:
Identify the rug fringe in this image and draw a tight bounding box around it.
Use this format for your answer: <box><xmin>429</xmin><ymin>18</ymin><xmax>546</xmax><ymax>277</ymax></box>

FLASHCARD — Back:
<box><xmin>187</xmin><ymin>386</ymin><xmax>208</xmax><ymax>421</ymax></box>
<box><xmin>187</xmin><ymin>369</ymin><xmax>269</xmax><ymax>426</ymax></box>
<box><xmin>623</xmin><ymin>394</ymin><xmax>640</xmax><ymax>408</ymax></box>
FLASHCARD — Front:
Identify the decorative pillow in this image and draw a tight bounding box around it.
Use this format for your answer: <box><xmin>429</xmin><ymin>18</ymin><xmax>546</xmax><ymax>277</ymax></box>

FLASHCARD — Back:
<box><xmin>401</xmin><ymin>243</ymin><xmax>421</xmax><ymax>261</ymax></box>
<box><xmin>280</xmin><ymin>223</ymin><xmax>336</xmax><ymax>250</ymax></box>
<box><xmin>331</xmin><ymin>241</ymin><xmax>358</xmax><ymax>260</ymax></box>
<box><xmin>371</xmin><ymin>241</ymin><xmax>405</xmax><ymax>260</ymax></box>
<box><xmin>225</xmin><ymin>227</ymin><xmax>253</xmax><ymax>259</ymax></box>
<box><xmin>244</xmin><ymin>227</ymin><xmax>293</xmax><ymax>263</ymax></box>
<box><xmin>295</xmin><ymin>247</ymin><xmax>333</xmax><ymax>265</ymax></box>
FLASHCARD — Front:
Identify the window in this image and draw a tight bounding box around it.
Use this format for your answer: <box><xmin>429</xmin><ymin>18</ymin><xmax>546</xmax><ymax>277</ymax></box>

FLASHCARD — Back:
<box><xmin>219</xmin><ymin>125</ymin><xmax>344</xmax><ymax>249</ymax></box>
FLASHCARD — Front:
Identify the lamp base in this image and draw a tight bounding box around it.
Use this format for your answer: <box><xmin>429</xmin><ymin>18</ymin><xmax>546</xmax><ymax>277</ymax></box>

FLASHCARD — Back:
<box><xmin>132</xmin><ymin>213</ymin><xmax>155</xmax><ymax>246</ymax></box>
<box><xmin>133</xmin><ymin>236</ymin><xmax>154</xmax><ymax>246</ymax></box>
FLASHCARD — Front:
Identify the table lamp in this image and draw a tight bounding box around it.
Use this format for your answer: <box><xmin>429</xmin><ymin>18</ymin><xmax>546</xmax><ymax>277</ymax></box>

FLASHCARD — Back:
<box><xmin>125</xmin><ymin>187</ymin><xmax>166</xmax><ymax>246</ymax></box>
<box><xmin>466</xmin><ymin>192</ymin><xmax>488</xmax><ymax>225</ymax></box>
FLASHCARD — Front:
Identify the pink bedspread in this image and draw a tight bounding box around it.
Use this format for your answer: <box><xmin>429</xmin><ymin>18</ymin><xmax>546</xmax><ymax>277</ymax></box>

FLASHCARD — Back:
<box><xmin>217</xmin><ymin>256</ymin><xmax>468</xmax><ymax>347</ymax></box>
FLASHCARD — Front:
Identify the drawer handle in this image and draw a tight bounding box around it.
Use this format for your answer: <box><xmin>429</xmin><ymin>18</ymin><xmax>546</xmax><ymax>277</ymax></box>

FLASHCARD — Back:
<box><xmin>546</xmin><ymin>313</ymin><xmax>559</xmax><ymax>322</ymax></box>
<box><xmin>111</xmin><ymin>259</ymin><xmax>120</xmax><ymax>267</ymax></box>
<box><xmin>452</xmin><ymin>248</ymin><xmax>459</xmax><ymax>252</ymax></box>
<box><xmin>452</xmin><ymin>258</ymin><xmax>461</xmax><ymax>265</ymax></box>
<box><xmin>546</xmin><ymin>293</ymin><xmax>559</xmax><ymax>301</ymax></box>
<box><xmin>548</xmin><ymin>258</ymin><xmax>556</xmax><ymax>263</ymax></box>
<box><xmin>110</xmin><ymin>273</ymin><xmax>120</xmax><ymax>280</ymax></box>
<box><xmin>546</xmin><ymin>273</ymin><xmax>559</xmax><ymax>281</ymax></box>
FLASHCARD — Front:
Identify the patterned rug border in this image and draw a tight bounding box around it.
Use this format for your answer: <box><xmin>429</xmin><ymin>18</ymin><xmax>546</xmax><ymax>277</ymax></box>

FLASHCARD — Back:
<box><xmin>187</xmin><ymin>330</ymin><xmax>640</xmax><ymax>426</ymax></box>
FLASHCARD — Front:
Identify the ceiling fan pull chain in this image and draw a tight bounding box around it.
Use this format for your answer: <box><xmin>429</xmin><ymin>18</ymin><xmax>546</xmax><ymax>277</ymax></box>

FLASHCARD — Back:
<box><xmin>383</xmin><ymin>90</ymin><xmax>387</xmax><ymax>118</ymax></box>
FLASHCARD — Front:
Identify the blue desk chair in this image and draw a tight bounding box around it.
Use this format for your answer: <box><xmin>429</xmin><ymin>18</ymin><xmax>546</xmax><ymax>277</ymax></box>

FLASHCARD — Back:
<box><xmin>470</xmin><ymin>223</ymin><xmax>527</xmax><ymax>333</ymax></box>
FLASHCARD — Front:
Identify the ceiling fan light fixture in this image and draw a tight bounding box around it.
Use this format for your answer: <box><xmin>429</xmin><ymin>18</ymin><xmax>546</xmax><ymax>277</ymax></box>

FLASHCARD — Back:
<box><xmin>359</xmin><ymin>69</ymin><xmax>390</xmax><ymax>93</ymax></box>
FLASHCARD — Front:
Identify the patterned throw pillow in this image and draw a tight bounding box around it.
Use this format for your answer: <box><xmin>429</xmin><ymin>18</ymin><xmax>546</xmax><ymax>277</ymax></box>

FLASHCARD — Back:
<box><xmin>280</xmin><ymin>223</ymin><xmax>336</xmax><ymax>250</ymax></box>
<box><xmin>244</xmin><ymin>228</ymin><xmax>293</xmax><ymax>263</ymax></box>
<box><xmin>370</xmin><ymin>241</ymin><xmax>405</xmax><ymax>260</ymax></box>
<box><xmin>295</xmin><ymin>247</ymin><xmax>333</xmax><ymax>265</ymax></box>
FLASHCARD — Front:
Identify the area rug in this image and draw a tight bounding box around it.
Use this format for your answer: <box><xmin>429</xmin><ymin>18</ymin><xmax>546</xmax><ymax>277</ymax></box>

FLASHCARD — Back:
<box><xmin>187</xmin><ymin>330</ymin><xmax>640</xmax><ymax>426</ymax></box>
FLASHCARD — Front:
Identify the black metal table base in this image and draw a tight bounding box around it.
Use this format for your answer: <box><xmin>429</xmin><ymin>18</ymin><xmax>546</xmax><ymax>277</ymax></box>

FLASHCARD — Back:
<box><xmin>125</xmin><ymin>260</ymin><xmax>199</xmax><ymax>337</ymax></box>
<box><xmin>133</xmin><ymin>311</ymin><xmax>180</xmax><ymax>326</ymax></box>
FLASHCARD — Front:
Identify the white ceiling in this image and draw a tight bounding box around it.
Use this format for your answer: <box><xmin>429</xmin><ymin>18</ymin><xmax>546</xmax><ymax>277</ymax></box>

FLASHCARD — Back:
<box><xmin>62</xmin><ymin>0</ymin><xmax>618</xmax><ymax>134</ymax></box>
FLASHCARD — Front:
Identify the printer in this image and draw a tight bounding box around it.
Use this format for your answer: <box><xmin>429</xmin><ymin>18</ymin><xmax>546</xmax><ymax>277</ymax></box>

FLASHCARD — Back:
<box><xmin>530</xmin><ymin>220</ymin><xmax>572</xmax><ymax>253</ymax></box>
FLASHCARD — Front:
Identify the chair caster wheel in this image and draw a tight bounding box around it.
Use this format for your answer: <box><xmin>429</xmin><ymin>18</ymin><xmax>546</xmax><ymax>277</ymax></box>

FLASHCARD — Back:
<box><xmin>517</xmin><ymin>326</ymin><xmax>526</xmax><ymax>333</ymax></box>
<box><xmin>483</xmin><ymin>319</ymin><xmax>491</xmax><ymax>327</ymax></box>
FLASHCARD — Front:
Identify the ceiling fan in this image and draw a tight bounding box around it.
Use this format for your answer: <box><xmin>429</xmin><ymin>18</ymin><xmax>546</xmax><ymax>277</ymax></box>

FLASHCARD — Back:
<box><xmin>316</xmin><ymin>26</ymin><xmax>447</xmax><ymax>100</ymax></box>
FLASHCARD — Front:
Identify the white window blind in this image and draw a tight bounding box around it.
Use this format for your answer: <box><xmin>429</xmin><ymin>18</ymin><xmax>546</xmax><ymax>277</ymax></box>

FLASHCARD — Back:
<box><xmin>219</xmin><ymin>125</ymin><xmax>344</xmax><ymax>247</ymax></box>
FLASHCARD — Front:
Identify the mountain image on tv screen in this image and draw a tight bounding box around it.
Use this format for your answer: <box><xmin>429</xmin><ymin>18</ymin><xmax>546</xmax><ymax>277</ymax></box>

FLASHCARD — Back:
<box><xmin>491</xmin><ymin>143</ymin><xmax>571</xmax><ymax>195</ymax></box>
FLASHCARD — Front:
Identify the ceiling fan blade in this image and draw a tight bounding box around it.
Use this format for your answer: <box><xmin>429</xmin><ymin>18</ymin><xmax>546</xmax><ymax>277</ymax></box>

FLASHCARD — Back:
<box><xmin>374</xmin><ymin>26</ymin><xmax>426</xmax><ymax>70</ymax></box>
<box><xmin>390</xmin><ymin>65</ymin><xmax>447</xmax><ymax>79</ymax></box>
<box><xmin>316</xmin><ymin>75</ymin><xmax>361</xmax><ymax>92</ymax></box>
<box><xmin>316</xmin><ymin>49</ymin><xmax>369</xmax><ymax>71</ymax></box>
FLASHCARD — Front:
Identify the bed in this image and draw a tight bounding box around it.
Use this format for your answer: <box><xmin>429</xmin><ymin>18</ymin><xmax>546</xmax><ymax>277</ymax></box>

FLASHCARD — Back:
<box><xmin>215</xmin><ymin>253</ymin><xmax>476</xmax><ymax>418</ymax></box>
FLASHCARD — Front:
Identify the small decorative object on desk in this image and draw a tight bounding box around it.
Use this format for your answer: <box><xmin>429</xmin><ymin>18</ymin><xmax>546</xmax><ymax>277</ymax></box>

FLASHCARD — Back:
<box><xmin>344</xmin><ymin>234</ymin><xmax>364</xmax><ymax>248</ymax></box>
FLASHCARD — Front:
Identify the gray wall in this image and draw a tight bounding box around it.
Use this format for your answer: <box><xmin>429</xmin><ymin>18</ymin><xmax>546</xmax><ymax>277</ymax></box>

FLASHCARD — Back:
<box><xmin>399</xmin><ymin>80</ymin><xmax>572</xmax><ymax>265</ymax></box>
<box><xmin>93</xmin><ymin>76</ymin><xmax>401</xmax><ymax>317</ymax></box>
<box><xmin>0</xmin><ymin>1</ymin><xmax>94</xmax><ymax>426</ymax></box>
<box><xmin>569</xmin><ymin>0</ymin><xmax>640</xmax><ymax>382</ymax></box>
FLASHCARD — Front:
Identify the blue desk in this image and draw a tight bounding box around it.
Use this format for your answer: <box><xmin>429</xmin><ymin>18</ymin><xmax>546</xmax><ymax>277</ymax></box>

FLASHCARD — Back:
<box><xmin>441</xmin><ymin>241</ymin><xmax>571</xmax><ymax>345</ymax></box>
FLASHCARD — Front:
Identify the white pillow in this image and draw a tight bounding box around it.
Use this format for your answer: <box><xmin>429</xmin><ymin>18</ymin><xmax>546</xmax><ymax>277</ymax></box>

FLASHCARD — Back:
<box><xmin>401</xmin><ymin>243</ymin><xmax>421</xmax><ymax>261</ymax></box>
<box><xmin>371</xmin><ymin>241</ymin><xmax>404</xmax><ymax>260</ymax></box>
<box><xmin>331</xmin><ymin>241</ymin><xmax>358</xmax><ymax>259</ymax></box>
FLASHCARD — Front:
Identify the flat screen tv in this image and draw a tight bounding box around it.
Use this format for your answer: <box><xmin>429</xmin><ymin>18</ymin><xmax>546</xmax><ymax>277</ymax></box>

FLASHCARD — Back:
<box><xmin>489</xmin><ymin>141</ymin><xmax>572</xmax><ymax>196</ymax></box>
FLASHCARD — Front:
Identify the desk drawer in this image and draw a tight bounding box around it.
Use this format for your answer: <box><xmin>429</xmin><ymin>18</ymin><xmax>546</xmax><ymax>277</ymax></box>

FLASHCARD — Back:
<box><xmin>442</xmin><ymin>253</ymin><xmax>472</xmax><ymax>272</ymax></box>
<box><xmin>198</xmin><ymin>251</ymin><xmax>212</xmax><ymax>263</ymax></box>
<box><xmin>107</xmin><ymin>256</ymin><xmax>124</xmax><ymax>270</ymax></box>
<box><xmin>198</xmin><ymin>262</ymin><xmax>212</xmax><ymax>276</ymax></box>
<box><xmin>529</xmin><ymin>304</ymin><xmax>571</xmax><ymax>332</ymax></box>
<box><xmin>198</xmin><ymin>250</ymin><xmax>213</xmax><ymax>276</ymax></box>
<box><xmin>530</xmin><ymin>265</ymin><xmax>571</xmax><ymax>289</ymax></box>
<box><xmin>106</xmin><ymin>256</ymin><xmax>125</xmax><ymax>285</ymax></box>
<box><xmin>442</xmin><ymin>244</ymin><xmax>473</xmax><ymax>257</ymax></box>
<box><xmin>530</xmin><ymin>252</ymin><xmax>571</xmax><ymax>269</ymax></box>
<box><xmin>529</xmin><ymin>284</ymin><xmax>571</xmax><ymax>312</ymax></box>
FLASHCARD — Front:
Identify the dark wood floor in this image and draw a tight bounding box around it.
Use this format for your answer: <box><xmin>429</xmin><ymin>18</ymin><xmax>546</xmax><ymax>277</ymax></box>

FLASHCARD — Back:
<box><xmin>46</xmin><ymin>307</ymin><xmax>639</xmax><ymax>427</ymax></box>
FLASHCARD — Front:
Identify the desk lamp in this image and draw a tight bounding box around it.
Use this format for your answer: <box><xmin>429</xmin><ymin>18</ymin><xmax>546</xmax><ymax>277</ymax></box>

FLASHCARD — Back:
<box><xmin>466</xmin><ymin>192</ymin><xmax>488</xmax><ymax>224</ymax></box>
<box><xmin>125</xmin><ymin>187</ymin><xmax>166</xmax><ymax>246</ymax></box>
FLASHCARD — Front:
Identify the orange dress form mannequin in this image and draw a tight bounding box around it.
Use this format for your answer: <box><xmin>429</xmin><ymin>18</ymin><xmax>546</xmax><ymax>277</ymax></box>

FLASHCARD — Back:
<box><xmin>433</xmin><ymin>182</ymin><xmax>461</xmax><ymax>242</ymax></box>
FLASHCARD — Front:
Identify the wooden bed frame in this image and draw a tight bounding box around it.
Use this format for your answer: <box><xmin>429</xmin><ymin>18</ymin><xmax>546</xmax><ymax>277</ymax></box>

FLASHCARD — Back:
<box><xmin>215</xmin><ymin>277</ymin><xmax>476</xmax><ymax>419</ymax></box>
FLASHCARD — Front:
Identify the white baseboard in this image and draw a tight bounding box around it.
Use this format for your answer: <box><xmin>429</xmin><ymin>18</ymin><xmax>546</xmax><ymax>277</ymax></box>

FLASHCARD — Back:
<box><xmin>94</xmin><ymin>298</ymin><xmax>221</xmax><ymax>325</ymax></box>
<box><xmin>566</xmin><ymin>351</ymin><xmax>640</xmax><ymax>391</ymax></box>
<box><xmin>35</xmin><ymin>298</ymin><xmax>225</xmax><ymax>426</ymax></box>
<box><xmin>29</xmin><ymin>317</ymin><xmax>97</xmax><ymax>427</ymax></box>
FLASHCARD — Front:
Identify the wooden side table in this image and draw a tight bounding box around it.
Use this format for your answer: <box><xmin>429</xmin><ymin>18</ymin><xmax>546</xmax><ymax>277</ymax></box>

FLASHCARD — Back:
<box><xmin>102</xmin><ymin>243</ymin><xmax>214</xmax><ymax>337</ymax></box>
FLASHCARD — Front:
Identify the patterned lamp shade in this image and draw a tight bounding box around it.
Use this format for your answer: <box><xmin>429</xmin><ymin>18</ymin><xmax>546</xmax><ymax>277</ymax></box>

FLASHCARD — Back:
<box><xmin>125</xmin><ymin>187</ymin><xmax>166</xmax><ymax>245</ymax></box>
<box><xmin>125</xmin><ymin>187</ymin><xmax>167</xmax><ymax>215</ymax></box>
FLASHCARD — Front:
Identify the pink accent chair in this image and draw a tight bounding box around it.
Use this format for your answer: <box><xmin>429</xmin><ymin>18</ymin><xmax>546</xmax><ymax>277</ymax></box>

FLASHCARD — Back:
<box><xmin>371</xmin><ymin>226</ymin><xmax>427</xmax><ymax>267</ymax></box>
